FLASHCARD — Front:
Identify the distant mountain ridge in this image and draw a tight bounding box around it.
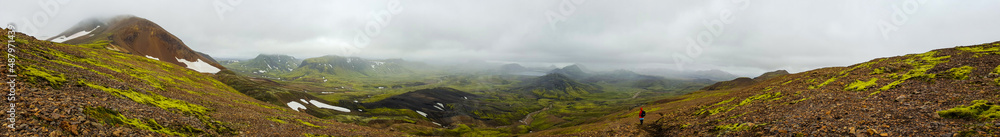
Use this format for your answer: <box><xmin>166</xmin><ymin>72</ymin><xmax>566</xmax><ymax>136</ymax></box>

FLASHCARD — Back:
<box><xmin>550</xmin><ymin>64</ymin><xmax>589</xmax><ymax>79</ymax></box>
<box><xmin>635</xmin><ymin>69</ymin><xmax>738</xmax><ymax>81</ymax></box>
<box><xmin>296</xmin><ymin>55</ymin><xmax>412</xmax><ymax>77</ymax></box>
<box><xmin>221</xmin><ymin>54</ymin><xmax>301</xmax><ymax>77</ymax></box>
<box><xmin>518</xmin><ymin>73</ymin><xmax>600</xmax><ymax>100</ymax></box>
<box><xmin>701</xmin><ymin>70</ymin><xmax>789</xmax><ymax>91</ymax></box>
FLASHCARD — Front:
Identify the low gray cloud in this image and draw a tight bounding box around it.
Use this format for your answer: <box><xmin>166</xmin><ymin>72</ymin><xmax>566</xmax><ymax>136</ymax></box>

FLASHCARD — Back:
<box><xmin>3</xmin><ymin>0</ymin><xmax>1000</xmax><ymax>77</ymax></box>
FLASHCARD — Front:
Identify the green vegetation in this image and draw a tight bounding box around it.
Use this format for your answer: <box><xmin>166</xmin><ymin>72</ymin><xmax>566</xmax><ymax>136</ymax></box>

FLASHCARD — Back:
<box><xmin>814</xmin><ymin>78</ymin><xmax>837</xmax><ymax>89</ymax></box>
<box><xmin>233</xmin><ymin>99</ymin><xmax>286</xmax><ymax>111</ymax></box>
<box><xmin>957</xmin><ymin>46</ymin><xmax>1000</xmax><ymax>52</ymax></box>
<box><xmin>84</xmin><ymin>106</ymin><xmax>196</xmax><ymax>136</ymax></box>
<box><xmin>942</xmin><ymin>66</ymin><xmax>975</xmax><ymax>80</ymax></box>
<box><xmin>695</xmin><ymin>92</ymin><xmax>782</xmax><ymax>116</ymax></box>
<box><xmin>844</xmin><ymin>78</ymin><xmax>878</xmax><ymax>91</ymax></box>
<box><xmin>714</xmin><ymin>123</ymin><xmax>765</xmax><ymax>133</ymax></box>
<box><xmin>739</xmin><ymin>92</ymin><xmax>781</xmax><ymax>106</ymax></box>
<box><xmin>296</xmin><ymin>119</ymin><xmax>324</xmax><ymax>128</ymax></box>
<box><xmin>77</xmin><ymin>40</ymin><xmax>111</xmax><ymax>49</ymax></box>
<box><xmin>81</xmin><ymin>80</ymin><xmax>208</xmax><ymax>115</ymax></box>
<box><xmin>957</xmin><ymin>45</ymin><xmax>1000</xmax><ymax>57</ymax></box>
<box><xmin>994</xmin><ymin>65</ymin><xmax>1000</xmax><ymax>86</ymax></box>
<box><xmin>694</xmin><ymin>97</ymin><xmax>736</xmax><ymax>116</ymax></box>
<box><xmin>365</xmin><ymin>108</ymin><xmax>428</xmax><ymax>120</ymax></box>
<box><xmin>811</xmin><ymin>60</ymin><xmax>881</xmax><ymax>89</ymax></box>
<box><xmin>22</xmin><ymin>65</ymin><xmax>66</xmax><ymax>88</ymax></box>
<box><xmin>781</xmin><ymin>78</ymin><xmax>798</xmax><ymax>85</ymax></box>
<box><xmin>267</xmin><ymin>117</ymin><xmax>288</xmax><ymax>124</ymax></box>
<box><xmin>937</xmin><ymin>100</ymin><xmax>1000</xmax><ymax>120</ymax></box>
<box><xmin>880</xmin><ymin>51</ymin><xmax>950</xmax><ymax>91</ymax></box>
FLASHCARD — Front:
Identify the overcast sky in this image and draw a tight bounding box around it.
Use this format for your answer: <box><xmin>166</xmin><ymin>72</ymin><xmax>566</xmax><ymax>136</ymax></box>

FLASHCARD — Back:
<box><xmin>3</xmin><ymin>0</ymin><xmax>1000</xmax><ymax>77</ymax></box>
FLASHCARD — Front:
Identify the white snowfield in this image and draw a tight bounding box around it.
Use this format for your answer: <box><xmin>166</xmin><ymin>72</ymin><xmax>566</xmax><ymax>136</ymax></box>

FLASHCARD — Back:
<box><xmin>285</xmin><ymin>100</ymin><xmax>353</xmax><ymax>112</ymax></box>
<box><xmin>176</xmin><ymin>57</ymin><xmax>221</xmax><ymax>73</ymax></box>
<box><xmin>309</xmin><ymin>100</ymin><xmax>351</xmax><ymax>112</ymax></box>
<box><xmin>286</xmin><ymin>101</ymin><xmax>307</xmax><ymax>112</ymax></box>
<box><xmin>145</xmin><ymin>55</ymin><xmax>160</xmax><ymax>61</ymax></box>
<box><xmin>51</xmin><ymin>26</ymin><xmax>100</xmax><ymax>43</ymax></box>
<box><xmin>415</xmin><ymin>110</ymin><xmax>428</xmax><ymax>117</ymax></box>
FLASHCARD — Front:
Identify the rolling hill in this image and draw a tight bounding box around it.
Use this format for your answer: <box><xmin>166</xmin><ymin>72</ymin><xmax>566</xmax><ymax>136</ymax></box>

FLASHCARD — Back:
<box><xmin>45</xmin><ymin>15</ymin><xmax>225</xmax><ymax>73</ymax></box>
<box><xmin>518</xmin><ymin>73</ymin><xmax>600</xmax><ymax>101</ymax></box>
<box><xmin>524</xmin><ymin>41</ymin><xmax>1000</xmax><ymax>136</ymax></box>
<box><xmin>280</xmin><ymin>55</ymin><xmax>416</xmax><ymax>81</ymax></box>
<box><xmin>220</xmin><ymin>54</ymin><xmax>301</xmax><ymax>78</ymax></box>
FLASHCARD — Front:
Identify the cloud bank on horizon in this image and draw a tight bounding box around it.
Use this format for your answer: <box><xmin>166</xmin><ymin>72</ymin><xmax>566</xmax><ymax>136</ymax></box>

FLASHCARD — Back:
<box><xmin>2</xmin><ymin>0</ymin><xmax>1000</xmax><ymax>77</ymax></box>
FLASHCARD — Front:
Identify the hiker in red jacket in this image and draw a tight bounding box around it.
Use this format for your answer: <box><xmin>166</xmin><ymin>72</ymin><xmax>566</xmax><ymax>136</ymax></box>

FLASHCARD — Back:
<box><xmin>639</xmin><ymin>107</ymin><xmax>646</xmax><ymax>125</ymax></box>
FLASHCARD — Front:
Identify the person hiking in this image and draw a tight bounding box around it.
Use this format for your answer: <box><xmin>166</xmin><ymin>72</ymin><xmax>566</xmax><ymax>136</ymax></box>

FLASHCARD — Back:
<box><xmin>639</xmin><ymin>107</ymin><xmax>646</xmax><ymax>125</ymax></box>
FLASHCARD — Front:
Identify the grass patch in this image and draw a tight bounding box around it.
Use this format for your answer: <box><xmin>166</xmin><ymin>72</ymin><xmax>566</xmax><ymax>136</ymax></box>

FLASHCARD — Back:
<box><xmin>942</xmin><ymin>66</ymin><xmax>975</xmax><ymax>80</ymax></box>
<box><xmin>815</xmin><ymin>78</ymin><xmax>837</xmax><ymax>89</ymax></box>
<box><xmin>365</xmin><ymin>108</ymin><xmax>428</xmax><ymax>120</ymax></box>
<box><xmin>22</xmin><ymin>65</ymin><xmax>66</xmax><ymax>88</ymax></box>
<box><xmin>957</xmin><ymin>44</ymin><xmax>1000</xmax><ymax>57</ymax></box>
<box><xmin>76</xmin><ymin>40</ymin><xmax>111</xmax><ymax>49</ymax></box>
<box><xmin>994</xmin><ymin>65</ymin><xmax>1000</xmax><ymax>86</ymax></box>
<box><xmin>267</xmin><ymin>117</ymin><xmax>288</xmax><ymax>124</ymax></box>
<box><xmin>84</xmin><ymin>106</ymin><xmax>194</xmax><ymax>136</ymax></box>
<box><xmin>233</xmin><ymin>99</ymin><xmax>286</xmax><ymax>111</ymax></box>
<box><xmin>811</xmin><ymin>60</ymin><xmax>881</xmax><ymax>89</ymax></box>
<box><xmin>880</xmin><ymin>51</ymin><xmax>950</xmax><ymax>91</ymax></box>
<box><xmin>957</xmin><ymin>46</ymin><xmax>1000</xmax><ymax>52</ymax></box>
<box><xmin>694</xmin><ymin>97</ymin><xmax>736</xmax><ymax>116</ymax></box>
<box><xmin>296</xmin><ymin>119</ymin><xmax>324</xmax><ymax>128</ymax></box>
<box><xmin>696</xmin><ymin>92</ymin><xmax>781</xmax><ymax>116</ymax></box>
<box><xmin>738</xmin><ymin>92</ymin><xmax>780</xmax><ymax>106</ymax></box>
<box><xmin>845</xmin><ymin>78</ymin><xmax>878</xmax><ymax>91</ymax></box>
<box><xmin>937</xmin><ymin>100</ymin><xmax>1000</xmax><ymax>120</ymax></box>
<box><xmin>781</xmin><ymin>78</ymin><xmax>799</xmax><ymax>85</ymax></box>
<box><xmin>80</xmin><ymin>80</ymin><xmax>208</xmax><ymax>115</ymax></box>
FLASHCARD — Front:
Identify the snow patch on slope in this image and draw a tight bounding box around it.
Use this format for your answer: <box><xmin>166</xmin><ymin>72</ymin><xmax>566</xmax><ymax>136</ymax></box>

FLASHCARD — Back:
<box><xmin>51</xmin><ymin>26</ymin><xmax>100</xmax><ymax>43</ymax></box>
<box><xmin>145</xmin><ymin>55</ymin><xmax>159</xmax><ymax>61</ymax></box>
<box><xmin>176</xmin><ymin>57</ymin><xmax>221</xmax><ymax>73</ymax></box>
<box><xmin>415</xmin><ymin>110</ymin><xmax>428</xmax><ymax>117</ymax></box>
<box><xmin>309</xmin><ymin>100</ymin><xmax>351</xmax><ymax>112</ymax></box>
<box><xmin>286</xmin><ymin>101</ymin><xmax>307</xmax><ymax>112</ymax></box>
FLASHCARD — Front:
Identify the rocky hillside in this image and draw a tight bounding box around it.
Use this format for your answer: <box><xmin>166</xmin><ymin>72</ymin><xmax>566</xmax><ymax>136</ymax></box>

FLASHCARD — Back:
<box><xmin>46</xmin><ymin>15</ymin><xmax>225</xmax><ymax>73</ymax></box>
<box><xmin>526</xmin><ymin>41</ymin><xmax>1000</xmax><ymax>136</ymax></box>
<box><xmin>1</xmin><ymin>28</ymin><xmax>397</xmax><ymax>136</ymax></box>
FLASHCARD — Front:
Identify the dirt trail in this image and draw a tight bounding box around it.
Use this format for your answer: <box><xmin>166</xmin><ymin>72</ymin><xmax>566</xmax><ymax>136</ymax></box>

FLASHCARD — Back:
<box><xmin>521</xmin><ymin>104</ymin><xmax>553</xmax><ymax>125</ymax></box>
<box><xmin>631</xmin><ymin>91</ymin><xmax>642</xmax><ymax>99</ymax></box>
